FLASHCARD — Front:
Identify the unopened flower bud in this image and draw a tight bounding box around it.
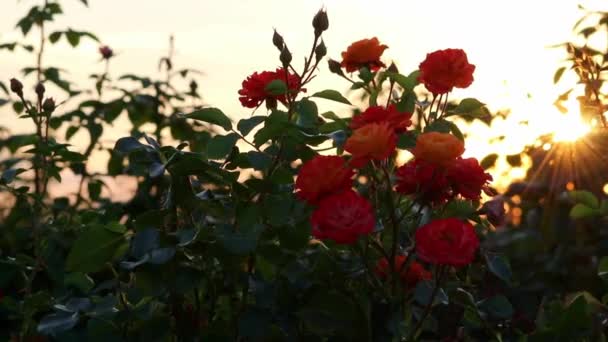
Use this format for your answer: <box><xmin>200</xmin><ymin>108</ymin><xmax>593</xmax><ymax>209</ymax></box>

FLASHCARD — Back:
<box><xmin>265</xmin><ymin>97</ymin><xmax>277</xmax><ymax>110</ymax></box>
<box><xmin>42</xmin><ymin>97</ymin><xmax>56</xmax><ymax>113</ymax></box>
<box><xmin>387</xmin><ymin>62</ymin><xmax>399</xmax><ymax>74</ymax></box>
<box><xmin>312</xmin><ymin>9</ymin><xmax>329</xmax><ymax>36</ymax></box>
<box><xmin>327</xmin><ymin>59</ymin><xmax>344</xmax><ymax>76</ymax></box>
<box><xmin>315</xmin><ymin>40</ymin><xmax>327</xmax><ymax>61</ymax></box>
<box><xmin>280</xmin><ymin>45</ymin><xmax>292</xmax><ymax>66</ymax></box>
<box><xmin>189</xmin><ymin>80</ymin><xmax>198</xmax><ymax>93</ymax></box>
<box><xmin>272</xmin><ymin>30</ymin><xmax>284</xmax><ymax>51</ymax></box>
<box><xmin>99</xmin><ymin>45</ymin><xmax>113</xmax><ymax>60</ymax></box>
<box><xmin>10</xmin><ymin>78</ymin><xmax>23</xmax><ymax>97</ymax></box>
<box><xmin>479</xmin><ymin>197</ymin><xmax>506</xmax><ymax>227</ymax></box>
<box><xmin>35</xmin><ymin>83</ymin><xmax>45</xmax><ymax>100</ymax></box>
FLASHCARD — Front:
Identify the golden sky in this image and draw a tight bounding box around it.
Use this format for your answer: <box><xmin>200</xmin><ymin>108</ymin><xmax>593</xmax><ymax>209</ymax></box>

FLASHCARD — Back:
<box><xmin>1</xmin><ymin>0</ymin><xmax>606</xmax><ymax>191</ymax></box>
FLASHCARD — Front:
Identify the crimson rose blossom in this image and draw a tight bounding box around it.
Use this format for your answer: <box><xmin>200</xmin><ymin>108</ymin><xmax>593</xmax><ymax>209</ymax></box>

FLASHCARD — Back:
<box><xmin>415</xmin><ymin>218</ymin><xmax>479</xmax><ymax>267</ymax></box>
<box><xmin>418</xmin><ymin>48</ymin><xmax>475</xmax><ymax>94</ymax></box>
<box><xmin>350</xmin><ymin>105</ymin><xmax>413</xmax><ymax>134</ymax></box>
<box><xmin>311</xmin><ymin>190</ymin><xmax>374</xmax><ymax>244</ymax></box>
<box><xmin>446</xmin><ymin>157</ymin><xmax>492</xmax><ymax>200</ymax></box>
<box><xmin>395</xmin><ymin>159</ymin><xmax>451</xmax><ymax>203</ymax></box>
<box><xmin>375</xmin><ymin>255</ymin><xmax>432</xmax><ymax>288</ymax></box>
<box><xmin>238</xmin><ymin>68</ymin><xmax>301</xmax><ymax>108</ymax></box>
<box><xmin>295</xmin><ymin>155</ymin><xmax>354</xmax><ymax>204</ymax></box>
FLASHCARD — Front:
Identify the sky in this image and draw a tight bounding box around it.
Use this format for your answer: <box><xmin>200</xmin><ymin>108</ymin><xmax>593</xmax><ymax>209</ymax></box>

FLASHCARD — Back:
<box><xmin>1</xmin><ymin>0</ymin><xmax>606</xmax><ymax>193</ymax></box>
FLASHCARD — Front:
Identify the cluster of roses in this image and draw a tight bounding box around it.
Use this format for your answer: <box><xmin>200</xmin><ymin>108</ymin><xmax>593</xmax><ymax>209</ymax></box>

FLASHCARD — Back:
<box><xmin>237</xmin><ymin>36</ymin><xmax>492</xmax><ymax>288</ymax></box>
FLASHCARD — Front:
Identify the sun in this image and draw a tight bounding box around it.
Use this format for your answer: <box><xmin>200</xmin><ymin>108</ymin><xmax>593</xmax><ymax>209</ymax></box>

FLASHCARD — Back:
<box><xmin>548</xmin><ymin>99</ymin><xmax>591</xmax><ymax>143</ymax></box>
<box><xmin>550</xmin><ymin>111</ymin><xmax>591</xmax><ymax>143</ymax></box>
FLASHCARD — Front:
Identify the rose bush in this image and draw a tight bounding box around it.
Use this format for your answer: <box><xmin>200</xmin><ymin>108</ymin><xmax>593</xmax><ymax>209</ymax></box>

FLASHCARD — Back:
<box><xmin>2</xmin><ymin>2</ymin><xmax>607</xmax><ymax>341</ymax></box>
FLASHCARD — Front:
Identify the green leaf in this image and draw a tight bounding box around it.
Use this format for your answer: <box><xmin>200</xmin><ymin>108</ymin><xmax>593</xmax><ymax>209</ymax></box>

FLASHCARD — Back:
<box><xmin>397</xmin><ymin>132</ymin><xmax>418</xmax><ymax>149</ymax></box>
<box><xmin>247</xmin><ymin>151</ymin><xmax>272</xmax><ymax>171</ymax></box>
<box><xmin>554</xmin><ymin>67</ymin><xmax>566</xmax><ymax>84</ymax></box>
<box><xmin>237</xmin><ymin>116</ymin><xmax>266</xmax><ymax>136</ymax></box>
<box><xmin>478</xmin><ymin>295</ymin><xmax>513</xmax><ymax>319</ymax></box>
<box><xmin>87</xmin><ymin>180</ymin><xmax>102</xmax><ymax>201</ymax></box>
<box><xmin>569</xmin><ymin>203</ymin><xmax>598</xmax><ymax>219</ymax></box>
<box><xmin>450</xmin><ymin>98</ymin><xmax>489</xmax><ymax>119</ymax></box>
<box><xmin>568</xmin><ymin>190</ymin><xmax>599</xmax><ymax>208</ymax></box>
<box><xmin>598</xmin><ymin>257</ymin><xmax>608</xmax><ymax>283</ymax></box>
<box><xmin>485</xmin><ymin>254</ymin><xmax>512</xmax><ymax>283</ymax></box>
<box><xmin>1</xmin><ymin>168</ymin><xmax>26</xmax><ymax>184</ymax></box>
<box><xmin>49</xmin><ymin>31</ymin><xmax>62</xmax><ymax>43</ymax></box>
<box><xmin>207</xmin><ymin>133</ymin><xmax>239</xmax><ymax>160</ymax></box>
<box><xmin>396</xmin><ymin>90</ymin><xmax>416</xmax><ymax>113</ymax></box>
<box><xmin>368</xmin><ymin>90</ymin><xmax>378</xmax><ymax>107</ymax></box>
<box><xmin>506</xmin><ymin>154</ymin><xmax>522</xmax><ymax>167</ymax></box>
<box><xmin>114</xmin><ymin>137</ymin><xmax>146</xmax><ymax>154</ymax></box>
<box><xmin>298</xmin><ymin>291</ymin><xmax>368</xmax><ymax>338</ymax></box>
<box><xmin>311</xmin><ymin>90</ymin><xmax>352</xmax><ymax>105</ymax></box>
<box><xmin>358</xmin><ymin>67</ymin><xmax>373</xmax><ymax>83</ymax></box>
<box><xmin>38</xmin><ymin>312</ymin><xmax>79</xmax><ymax>335</ymax></box>
<box><xmin>441</xmin><ymin>199</ymin><xmax>476</xmax><ymax>219</ymax></box>
<box><xmin>414</xmin><ymin>280</ymin><xmax>448</xmax><ymax>306</ymax></box>
<box><xmin>216</xmin><ymin>224</ymin><xmax>264</xmax><ymax>255</ymax></box>
<box><xmin>558</xmin><ymin>295</ymin><xmax>590</xmax><ymax>333</ymax></box>
<box><xmin>66</xmin><ymin>224</ymin><xmax>127</xmax><ymax>273</ymax></box>
<box><xmin>480</xmin><ymin>154</ymin><xmax>498</xmax><ymax>170</ymax></box>
<box><xmin>184</xmin><ymin>107</ymin><xmax>232</xmax><ymax>131</ymax></box>
<box><xmin>66</xmin><ymin>30</ymin><xmax>80</xmax><ymax>47</ymax></box>
<box><xmin>386</xmin><ymin>70</ymin><xmax>419</xmax><ymax>91</ymax></box>
<box><xmin>296</xmin><ymin>98</ymin><xmax>318</xmax><ymax>128</ymax></box>
<box><xmin>264</xmin><ymin>79</ymin><xmax>288</xmax><ymax>95</ymax></box>
<box><xmin>64</xmin><ymin>273</ymin><xmax>94</xmax><ymax>293</ymax></box>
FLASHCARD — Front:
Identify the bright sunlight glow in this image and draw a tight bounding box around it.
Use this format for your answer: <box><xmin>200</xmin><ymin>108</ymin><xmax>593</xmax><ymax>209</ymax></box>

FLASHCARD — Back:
<box><xmin>550</xmin><ymin>108</ymin><xmax>591</xmax><ymax>143</ymax></box>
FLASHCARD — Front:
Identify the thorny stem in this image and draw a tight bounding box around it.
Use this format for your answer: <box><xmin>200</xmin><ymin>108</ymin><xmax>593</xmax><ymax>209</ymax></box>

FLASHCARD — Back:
<box><xmin>407</xmin><ymin>265</ymin><xmax>446</xmax><ymax>341</ymax></box>
<box><xmin>386</xmin><ymin>80</ymin><xmax>395</xmax><ymax>107</ymax></box>
<box><xmin>377</xmin><ymin>163</ymin><xmax>402</xmax><ymax>294</ymax></box>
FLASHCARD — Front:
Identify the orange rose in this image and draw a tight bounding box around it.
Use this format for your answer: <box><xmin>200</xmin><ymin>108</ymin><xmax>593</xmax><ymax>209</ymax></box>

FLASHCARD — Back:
<box><xmin>344</xmin><ymin>122</ymin><xmax>396</xmax><ymax>167</ymax></box>
<box><xmin>412</xmin><ymin>132</ymin><xmax>464</xmax><ymax>166</ymax></box>
<box><xmin>340</xmin><ymin>37</ymin><xmax>388</xmax><ymax>73</ymax></box>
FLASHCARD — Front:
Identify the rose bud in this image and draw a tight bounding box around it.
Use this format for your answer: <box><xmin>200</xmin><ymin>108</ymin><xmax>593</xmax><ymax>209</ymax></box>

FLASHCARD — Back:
<box><xmin>387</xmin><ymin>62</ymin><xmax>399</xmax><ymax>74</ymax></box>
<box><xmin>35</xmin><ymin>83</ymin><xmax>45</xmax><ymax>100</ymax></box>
<box><xmin>99</xmin><ymin>45</ymin><xmax>114</xmax><ymax>60</ymax></box>
<box><xmin>315</xmin><ymin>40</ymin><xmax>327</xmax><ymax>61</ymax></box>
<box><xmin>272</xmin><ymin>30</ymin><xmax>284</xmax><ymax>51</ymax></box>
<box><xmin>312</xmin><ymin>9</ymin><xmax>329</xmax><ymax>36</ymax></box>
<box><xmin>479</xmin><ymin>197</ymin><xmax>506</xmax><ymax>227</ymax></box>
<box><xmin>10</xmin><ymin>78</ymin><xmax>23</xmax><ymax>97</ymax></box>
<box><xmin>42</xmin><ymin>97</ymin><xmax>56</xmax><ymax>113</ymax></box>
<box><xmin>280</xmin><ymin>45</ymin><xmax>292</xmax><ymax>66</ymax></box>
<box><xmin>328</xmin><ymin>59</ymin><xmax>344</xmax><ymax>76</ymax></box>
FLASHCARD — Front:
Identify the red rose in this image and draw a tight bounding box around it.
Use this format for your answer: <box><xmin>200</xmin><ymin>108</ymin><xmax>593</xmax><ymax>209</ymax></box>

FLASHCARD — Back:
<box><xmin>295</xmin><ymin>155</ymin><xmax>355</xmax><ymax>204</ymax></box>
<box><xmin>395</xmin><ymin>159</ymin><xmax>451</xmax><ymax>203</ymax></box>
<box><xmin>344</xmin><ymin>122</ymin><xmax>397</xmax><ymax>167</ymax></box>
<box><xmin>341</xmin><ymin>37</ymin><xmax>388</xmax><ymax>73</ymax></box>
<box><xmin>375</xmin><ymin>255</ymin><xmax>432</xmax><ymax>288</ymax></box>
<box><xmin>238</xmin><ymin>68</ymin><xmax>302</xmax><ymax>108</ymax></box>
<box><xmin>311</xmin><ymin>190</ymin><xmax>375</xmax><ymax>244</ymax></box>
<box><xmin>446</xmin><ymin>157</ymin><xmax>492</xmax><ymax>200</ymax></box>
<box><xmin>350</xmin><ymin>105</ymin><xmax>413</xmax><ymax>134</ymax></box>
<box><xmin>415</xmin><ymin>218</ymin><xmax>479</xmax><ymax>267</ymax></box>
<box><xmin>418</xmin><ymin>48</ymin><xmax>475</xmax><ymax>94</ymax></box>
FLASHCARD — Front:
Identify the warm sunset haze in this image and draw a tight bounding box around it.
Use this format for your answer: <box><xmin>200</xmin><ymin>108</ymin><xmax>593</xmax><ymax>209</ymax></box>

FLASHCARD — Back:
<box><xmin>3</xmin><ymin>1</ymin><xmax>608</xmax><ymax>340</ymax></box>
<box><xmin>1</xmin><ymin>0</ymin><xmax>606</xmax><ymax>193</ymax></box>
